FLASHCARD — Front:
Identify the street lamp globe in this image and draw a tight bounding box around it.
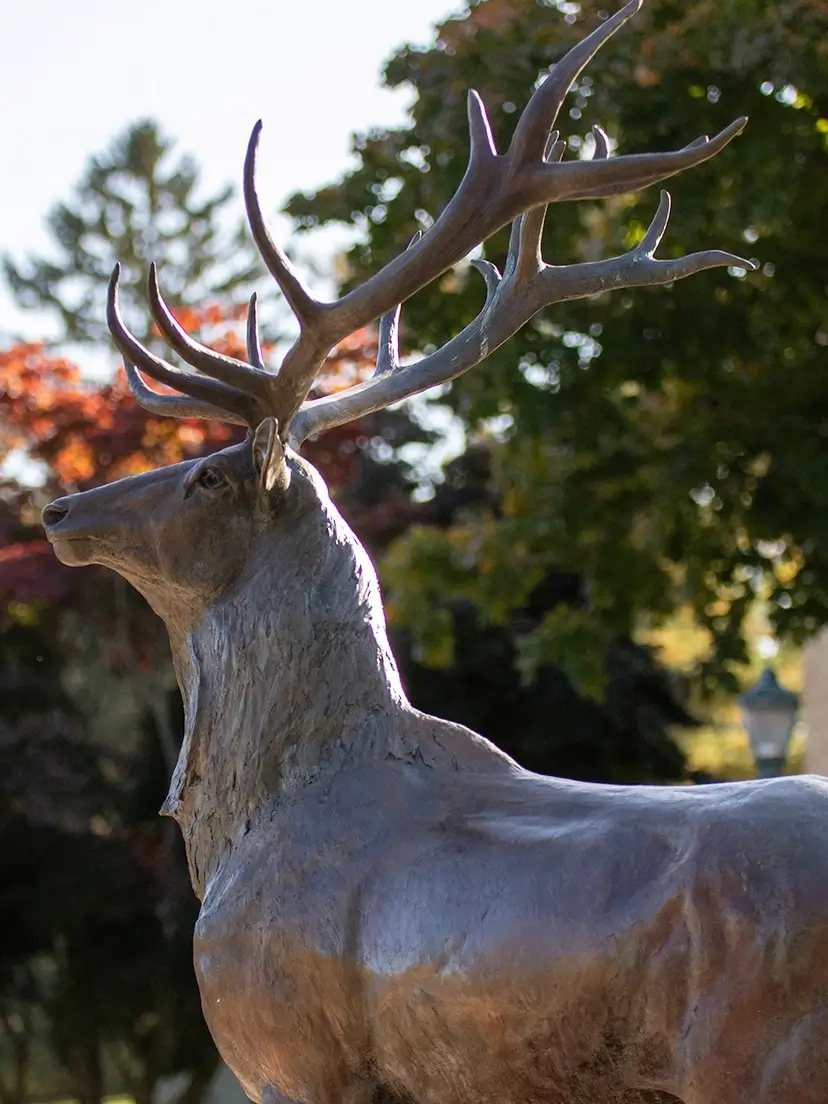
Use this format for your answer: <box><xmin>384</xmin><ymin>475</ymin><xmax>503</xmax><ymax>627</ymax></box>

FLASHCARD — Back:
<box><xmin>739</xmin><ymin>666</ymin><xmax>798</xmax><ymax>778</ymax></box>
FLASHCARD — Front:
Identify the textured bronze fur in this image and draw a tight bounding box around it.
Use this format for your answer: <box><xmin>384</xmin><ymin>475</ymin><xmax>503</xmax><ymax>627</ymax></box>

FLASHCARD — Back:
<box><xmin>41</xmin><ymin>3</ymin><xmax>828</xmax><ymax>1102</ymax></box>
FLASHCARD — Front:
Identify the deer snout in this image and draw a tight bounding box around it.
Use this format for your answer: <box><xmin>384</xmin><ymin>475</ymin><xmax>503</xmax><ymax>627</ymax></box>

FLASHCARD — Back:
<box><xmin>42</xmin><ymin>495</ymin><xmax>96</xmax><ymax>548</ymax></box>
<box><xmin>42</xmin><ymin>499</ymin><xmax>71</xmax><ymax>531</ymax></box>
<box><xmin>41</xmin><ymin>494</ymin><xmax>108</xmax><ymax>567</ymax></box>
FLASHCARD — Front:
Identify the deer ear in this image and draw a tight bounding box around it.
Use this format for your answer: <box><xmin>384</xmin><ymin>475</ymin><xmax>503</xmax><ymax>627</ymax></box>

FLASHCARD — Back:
<box><xmin>252</xmin><ymin>418</ymin><xmax>290</xmax><ymax>495</ymax></box>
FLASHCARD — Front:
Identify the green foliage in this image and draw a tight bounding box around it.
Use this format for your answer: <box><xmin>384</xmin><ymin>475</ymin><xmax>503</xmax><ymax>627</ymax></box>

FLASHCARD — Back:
<box><xmin>287</xmin><ymin>0</ymin><xmax>828</xmax><ymax>692</ymax></box>
<box><xmin>514</xmin><ymin>606</ymin><xmax>610</xmax><ymax>698</ymax></box>
<box><xmin>384</xmin><ymin>446</ymin><xmax>694</xmax><ymax>784</ymax></box>
<box><xmin>4</xmin><ymin>121</ymin><xmax>262</xmax><ymax>344</ymax></box>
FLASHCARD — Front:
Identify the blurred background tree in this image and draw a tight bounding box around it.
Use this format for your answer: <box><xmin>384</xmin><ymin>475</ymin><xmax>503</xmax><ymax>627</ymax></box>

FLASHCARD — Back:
<box><xmin>287</xmin><ymin>0</ymin><xmax>828</xmax><ymax>695</ymax></box>
<box><xmin>3</xmin><ymin>121</ymin><xmax>263</xmax><ymax>346</ymax></box>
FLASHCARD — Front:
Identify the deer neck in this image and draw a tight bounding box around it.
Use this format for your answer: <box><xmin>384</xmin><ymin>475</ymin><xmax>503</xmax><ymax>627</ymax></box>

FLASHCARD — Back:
<box><xmin>160</xmin><ymin>506</ymin><xmax>414</xmax><ymax>897</ymax></box>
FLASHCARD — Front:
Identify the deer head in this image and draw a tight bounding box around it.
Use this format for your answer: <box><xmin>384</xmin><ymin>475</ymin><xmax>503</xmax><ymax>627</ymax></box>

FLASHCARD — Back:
<box><xmin>42</xmin><ymin>416</ymin><xmax>295</xmax><ymax>626</ymax></box>
<box><xmin>41</xmin><ymin>0</ymin><xmax>752</xmax><ymax>862</ymax></box>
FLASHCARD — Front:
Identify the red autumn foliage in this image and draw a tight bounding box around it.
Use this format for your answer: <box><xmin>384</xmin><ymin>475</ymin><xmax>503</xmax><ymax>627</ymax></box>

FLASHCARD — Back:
<box><xmin>0</xmin><ymin>540</ymin><xmax>71</xmax><ymax>606</ymax></box>
<box><xmin>0</xmin><ymin>304</ymin><xmax>382</xmax><ymax>613</ymax></box>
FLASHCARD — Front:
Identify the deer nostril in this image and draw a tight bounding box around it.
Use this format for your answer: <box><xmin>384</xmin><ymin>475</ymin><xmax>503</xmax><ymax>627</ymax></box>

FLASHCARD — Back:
<box><xmin>42</xmin><ymin>501</ymin><xmax>70</xmax><ymax>529</ymax></box>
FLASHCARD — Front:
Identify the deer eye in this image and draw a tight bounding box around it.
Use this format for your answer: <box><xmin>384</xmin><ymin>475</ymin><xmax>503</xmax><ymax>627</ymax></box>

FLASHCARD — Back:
<box><xmin>196</xmin><ymin>467</ymin><xmax>225</xmax><ymax>491</ymax></box>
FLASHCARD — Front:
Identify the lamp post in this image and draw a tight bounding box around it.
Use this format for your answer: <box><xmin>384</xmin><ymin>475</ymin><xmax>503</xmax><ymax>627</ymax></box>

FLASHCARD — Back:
<box><xmin>739</xmin><ymin>666</ymin><xmax>799</xmax><ymax>778</ymax></box>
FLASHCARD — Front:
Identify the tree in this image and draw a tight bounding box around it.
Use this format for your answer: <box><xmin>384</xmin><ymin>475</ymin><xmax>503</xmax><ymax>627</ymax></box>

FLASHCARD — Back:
<box><xmin>386</xmin><ymin>444</ymin><xmax>696</xmax><ymax>784</ymax></box>
<box><xmin>4</xmin><ymin>121</ymin><xmax>262</xmax><ymax>345</ymax></box>
<box><xmin>286</xmin><ymin>0</ymin><xmax>828</xmax><ymax>692</ymax></box>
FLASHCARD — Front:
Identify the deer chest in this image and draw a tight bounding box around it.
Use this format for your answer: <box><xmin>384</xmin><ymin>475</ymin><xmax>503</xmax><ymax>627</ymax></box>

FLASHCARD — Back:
<box><xmin>191</xmin><ymin>812</ymin><xmax>379</xmax><ymax>1104</ymax></box>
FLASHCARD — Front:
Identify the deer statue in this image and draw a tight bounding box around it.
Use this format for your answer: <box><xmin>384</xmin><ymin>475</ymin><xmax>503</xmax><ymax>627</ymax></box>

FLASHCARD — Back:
<box><xmin>40</xmin><ymin>2</ymin><xmax>828</xmax><ymax>1102</ymax></box>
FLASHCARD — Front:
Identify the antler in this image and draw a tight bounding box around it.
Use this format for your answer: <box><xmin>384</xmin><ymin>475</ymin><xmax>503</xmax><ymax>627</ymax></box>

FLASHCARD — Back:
<box><xmin>109</xmin><ymin>0</ymin><xmax>753</xmax><ymax>444</ymax></box>
<box><xmin>291</xmin><ymin>189</ymin><xmax>754</xmax><ymax>443</ymax></box>
<box><xmin>108</xmin><ymin>267</ymin><xmax>277</xmax><ymax>428</ymax></box>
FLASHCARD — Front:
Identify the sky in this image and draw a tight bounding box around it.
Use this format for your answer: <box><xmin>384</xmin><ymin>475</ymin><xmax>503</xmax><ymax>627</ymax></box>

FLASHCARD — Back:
<box><xmin>0</xmin><ymin>0</ymin><xmax>463</xmax><ymax>341</ymax></box>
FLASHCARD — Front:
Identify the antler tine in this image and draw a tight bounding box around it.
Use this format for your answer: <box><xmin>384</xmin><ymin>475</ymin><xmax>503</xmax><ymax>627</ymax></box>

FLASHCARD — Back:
<box><xmin>466</xmin><ymin>91</ymin><xmax>499</xmax><ymax>164</ymax></box>
<box><xmin>592</xmin><ymin>125</ymin><xmax>611</xmax><ymax>160</ymax></box>
<box><xmin>243</xmin><ymin>123</ymin><xmax>326</xmax><ymax>331</ymax></box>
<box><xmin>544</xmin><ymin>131</ymin><xmax>566</xmax><ymax>162</ymax></box>
<box><xmin>469</xmin><ymin>258</ymin><xmax>503</xmax><ymax>303</ymax></box>
<box><xmin>375</xmin><ymin>304</ymin><xmax>402</xmax><ymax>377</ymax></box>
<box><xmin>247</xmin><ymin>292</ymin><xmax>266</xmax><ymax>370</ymax></box>
<box><xmin>506</xmin><ymin>134</ymin><xmax>565</xmax><ymax>283</ymax></box>
<box><xmin>374</xmin><ymin>231</ymin><xmax>422</xmax><ymax>377</ymax></box>
<box><xmin>536</xmin><ymin>189</ymin><xmax>756</xmax><ymax>294</ymax></box>
<box><xmin>532</xmin><ymin>116</ymin><xmax>748</xmax><ymax>202</ymax></box>
<box><xmin>123</xmin><ymin>361</ymin><xmax>249</xmax><ymax>426</ymax></box>
<box><xmin>106</xmin><ymin>266</ymin><xmax>262</xmax><ymax>428</ymax></box>
<box><xmin>508</xmin><ymin>0</ymin><xmax>641</xmax><ymax>167</ymax></box>
<box><xmin>147</xmin><ymin>265</ymin><xmax>273</xmax><ymax>400</ymax></box>
<box><xmin>637</xmin><ymin>187</ymin><xmax>672</xmax><ymax>253</ymax></box>
<box><xmin>289</xmin><ymin>191</ymin><xmax>755</xmax><ymax>445</ymax></box>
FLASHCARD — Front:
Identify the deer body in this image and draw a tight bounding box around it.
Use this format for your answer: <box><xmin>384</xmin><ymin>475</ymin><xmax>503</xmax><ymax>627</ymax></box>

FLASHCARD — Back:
<box><xmin>192</xmin><ymin>745</ymin><xmax>828</xmax><ymax>1104</ymax></box>
<box><xmin>41</xmin><ymin>3</ymin><xmax>828</xmax><ymax>1100</ymax></box>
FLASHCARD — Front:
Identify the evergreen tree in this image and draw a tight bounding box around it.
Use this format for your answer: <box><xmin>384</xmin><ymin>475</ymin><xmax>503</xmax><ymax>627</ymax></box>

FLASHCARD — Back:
<box><xmin>4</xmin><ymin>120</ymin><xmax>262</xmax><ymax>345</ymax></box>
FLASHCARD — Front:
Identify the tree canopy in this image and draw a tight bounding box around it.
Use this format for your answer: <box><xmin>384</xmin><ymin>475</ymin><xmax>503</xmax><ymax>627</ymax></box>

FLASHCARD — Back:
<box><xmin>286</xmin><ymin>0</ymin><xmax>828</xmax><ymax>692</ymax></box>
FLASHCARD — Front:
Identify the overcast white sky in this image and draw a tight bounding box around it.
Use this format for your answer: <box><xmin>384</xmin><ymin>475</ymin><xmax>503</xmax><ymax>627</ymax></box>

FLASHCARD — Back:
<box><xmin>0</xmin><ymin>0</ymin><xmax>462</xmax><ymax>342</ymax></box>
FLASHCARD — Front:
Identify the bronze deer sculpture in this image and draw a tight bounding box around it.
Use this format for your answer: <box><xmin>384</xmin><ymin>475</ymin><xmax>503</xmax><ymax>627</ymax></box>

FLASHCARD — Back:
<box><xmin>41</xmin><ymin>3</ymin><xmax>828</xmax><ymax>1101</ymax></box>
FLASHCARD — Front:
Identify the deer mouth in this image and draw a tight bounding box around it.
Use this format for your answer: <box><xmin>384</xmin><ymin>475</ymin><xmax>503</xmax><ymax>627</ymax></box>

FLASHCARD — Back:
<box><xmin>48</xmin><ymin>535</ymin><xmax>98</xmax><ymax>567</ymax></box>
<box><xmin>42</xmin><ymin>500</ymin><xmax>102</xmax><ymax>566</ymax></box>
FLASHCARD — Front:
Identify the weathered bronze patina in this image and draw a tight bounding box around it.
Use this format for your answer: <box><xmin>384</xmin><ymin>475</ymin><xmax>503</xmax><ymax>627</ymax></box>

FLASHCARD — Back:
<box><xmin>42</xmin><ymin>4</ymin><xmax>828</xmax><ymax>1101</ymax></box>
